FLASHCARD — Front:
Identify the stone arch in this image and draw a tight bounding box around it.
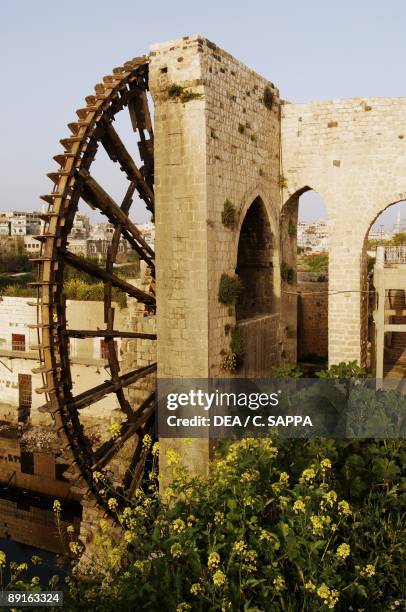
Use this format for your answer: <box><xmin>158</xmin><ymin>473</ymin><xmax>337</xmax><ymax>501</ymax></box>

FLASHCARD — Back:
<box><xmin>280</xmin><ymin>186</ymin><xmax>329</xmax><ymax>368</ymax></box>
<box><xmin>235</xmin><ymin>196</ymin><xmax>275</xmax><ymax>321</ymax></box>
<box><xmin>361</xmin><ymin>198</ymin><xmax>406</xmax><ymax>376</ymax></box>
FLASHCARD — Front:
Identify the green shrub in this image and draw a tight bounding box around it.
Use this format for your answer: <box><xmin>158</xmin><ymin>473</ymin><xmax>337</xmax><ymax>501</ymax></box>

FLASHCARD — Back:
<box><xmin>2</xmin><ymin>435</ymin><xmax>404</xmax><ymax>610</ymax></box>
<box><xmin>218</xmin><ymin>273</ymin><xmax>243</xmax><ymax>305</ymax></box>
<box><xmin>280</xmin><ymin>262</ymin><xmax>295</xmax><ymax>284</ymax></box>
<box><xmin>167</xmin><ymin>84</ymin><xmax>202</xmax><ymax>102</ymax></box>
<box><xmin>263</xmin><ymin>86</ymin><xmax>274</xmax><ymax>110</ymax></box>
<box><xmin>221</xmin><ymin>200</ymin><xmax>236</xmax><ymax>227</ymax></box>
<box><xmin>41</xmin><ymin>438</ymin><xmax>404</xmax><ymax>610</ymax></box>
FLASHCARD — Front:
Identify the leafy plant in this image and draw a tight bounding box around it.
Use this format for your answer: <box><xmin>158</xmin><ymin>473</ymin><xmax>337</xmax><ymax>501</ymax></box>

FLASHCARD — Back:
<box><xmin>278</xmin><ymin>174</ymin><xmax>288</xmax><ymax>189</ymax></box>
<box><xmin>218</xmin><ymin>273</ymin><xmax>243</xmax><ymax>305</ymax></box>
<box><xmin>221</xmin><ymin>200</ymin><xmax>236</xmax><ymax>227</ymax></box>
<box><xmin>263</xmin><ymin>86</ymin><xmax>274</xmax><ymax>110</ymax></box>
<box><xmin>281</xmin><ymin>261</ymin><xmax>295</xmax><ymax>284</ymax></box>
<box><xmin>167</xmin><ymin>84</ymin><xmax>202</xmax><ymax>102</ymax></box>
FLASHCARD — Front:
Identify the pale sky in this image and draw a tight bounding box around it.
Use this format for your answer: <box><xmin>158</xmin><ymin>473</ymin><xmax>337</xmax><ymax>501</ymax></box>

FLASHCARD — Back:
<box><xmin>1</xmin><ymin>0</ymin><xmax>405</xmax><ymax>227</ymax></box>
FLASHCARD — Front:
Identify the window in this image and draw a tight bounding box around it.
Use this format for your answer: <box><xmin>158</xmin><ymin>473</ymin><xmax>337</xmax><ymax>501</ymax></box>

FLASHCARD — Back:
<box><xmin>100</xmin><ymin>339</ymin><xmax>118</xmax><ymax>360</ymax></box>
<box><xmin>20</xmin><ymin>451</ymin><xmax>34</xmax><ymax>475</ymax></box>
<box><xmin>12</xmin><ymin>333</ymin><xmax>25</xmax><ymax>352</ymax></box>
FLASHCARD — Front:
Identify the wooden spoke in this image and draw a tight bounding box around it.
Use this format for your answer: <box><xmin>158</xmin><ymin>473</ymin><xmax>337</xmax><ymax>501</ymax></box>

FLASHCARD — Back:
<box><xmin>99</xmin><ymin>122</ymin><xmax>155</xmax><ymax>209</ymax></box>
<box><xmin>67</xmin><ymin>363</ymin><xmax>156</xmax><ymax>411</ymax></box>
<box><xmin>77</xmin><ymin>168</ymin><xmax>155</xmax><ymax>265</ymax></box>
<box><xmin>62</xmin><ymin>249</ymin><xmax>155</xmax><ymax>305</ymax></box>
<box><xmin>92</xmin><ymin>392</ymin><xmax>155</xmax><ymax>471</ymax></box>
<box><xmin>123</xmin><ymin>417</ymin><xmax>154</xmax><ymax>497</ymax></box>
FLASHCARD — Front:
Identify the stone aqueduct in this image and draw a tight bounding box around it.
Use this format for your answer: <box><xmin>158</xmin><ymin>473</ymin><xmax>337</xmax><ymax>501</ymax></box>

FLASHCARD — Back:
<box><xmin>150</xmin><ymin>35</ymin><xmax>406</xmax><ymax>381</ymax></box>
<box><xmin>33</xmin><ymin>35</ymin><xmax>406</xmax><ymax>507</ymax></box>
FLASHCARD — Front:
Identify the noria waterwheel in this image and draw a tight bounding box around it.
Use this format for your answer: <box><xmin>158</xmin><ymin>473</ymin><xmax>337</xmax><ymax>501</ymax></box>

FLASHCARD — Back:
<box><xmin>33</xmin><ymin>56</ymin><xmax>157</xmax><ymax>515</ymax></box>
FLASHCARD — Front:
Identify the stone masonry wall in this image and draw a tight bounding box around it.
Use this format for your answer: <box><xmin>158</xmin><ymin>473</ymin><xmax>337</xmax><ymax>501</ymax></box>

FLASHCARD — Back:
<box><xmin>149</xmin><ymin>36</ymin><xmax>281</xmax><ymax>473</ymax></box>
<box><xmin>281</xmin><ymin>98</ymin><xmax>406</xmax><ymax>365</ymax></box>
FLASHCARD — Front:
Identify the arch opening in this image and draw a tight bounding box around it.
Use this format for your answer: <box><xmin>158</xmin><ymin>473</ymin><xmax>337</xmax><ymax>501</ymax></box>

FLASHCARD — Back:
<box><xmin>235</xmin><ymin>197</ymin><xmax>274</xmax><ymax>321</ymax></box>
<box><xmin>363</xmin><ymin>201</ymin><xmax>406</xmax><ymax>379</ymax></box>
<box><xmin>280</xmin><ymin>188</ymin><xmax>329</xmax><ymax>373</ymax></box>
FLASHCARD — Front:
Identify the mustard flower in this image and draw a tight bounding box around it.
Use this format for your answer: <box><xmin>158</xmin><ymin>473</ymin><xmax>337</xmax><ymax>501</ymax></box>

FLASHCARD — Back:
<box><xmin>212</xmin><ymin>569</ymin><xmax>227</xmax><ymax>587</ymax></box>
<box><xmin>336</xmin><ymin>543</ymin><xmax>350</xmax><ymax>560</ymax></box>
<box><xmin>208</xmin><ymin>551</ymin><xmax>221</xmax><ymax>569</ymax></box>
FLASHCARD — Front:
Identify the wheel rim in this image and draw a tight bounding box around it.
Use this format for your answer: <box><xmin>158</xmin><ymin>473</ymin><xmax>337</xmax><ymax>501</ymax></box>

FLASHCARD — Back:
<box><xmin>34</xmin><ymin>56</ymin><xmax>157</xmax><ymax>514</ymax></box>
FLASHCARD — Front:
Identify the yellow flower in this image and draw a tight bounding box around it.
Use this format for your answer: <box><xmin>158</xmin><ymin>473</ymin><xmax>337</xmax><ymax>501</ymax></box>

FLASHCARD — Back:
<box><xmin>208</xmin><ymin>551</ymin><xmax>221</xmax><ymax>569</ymax></box>
<box><xmin>124</xmin><ymin>531</ymin><xmax>133</xmax><ymax>544</ymax></box>
<box><xmin>92</xmin><ymin>470</ymin><xmax>103</xmax><ymax>482</ymax></box>
<box><xmin>110</xmin><ymin>421</ymin><xmax>120</xmax><ymax>440</ymax></box>
<box><xmin>300</xmin><ymin>467</ymin><xmax>316</xmax><ymax>483</ymax></box>
<box><xmin>338</xmin><ymin>500</ymin><xmax>351</xmax><ymax>516</ymax></box>
<box><xmin>134</xmin><ymin>560</ymin><xmax>145</xmax><ymax>573</ymax></box>
<box><xmin>176</xmin><ymin>603</ymin><xmax>191</xmax><ymax>611</ymax></box>
<box><xmin>172</xmin><ymin>518</ymin><xmax>186</xmax><ymax>533</ymax></box>
<box><xmin>293</xmin><ymin>498</ymin><xmax>306</xmax><ymax>513</ymax></box>
<box><xmin>187</xmin><ymin>515</ymin><xmax>196</xmax><ymax>527</ymax></box>
<box><xmin>317</xmin><ymin>583</ymin><xmax>330</xmax><ymax>600</ymax></box>
<box><xmin>310</xmin><ymin>515</ymin><xmax>324</xmax><ymax>535</ymax></box>
<box><xmin>214</xmin><ymin>511</ymin><xmax>225</xmax><ymax>525</ymax></box>
<box><xmin>166</xmin><ymin>449</ymin><xmax>180</xmax><ymax>467</ymax></box>
<box><xmin>17</xmin><ymin>562</ymin><xmax>28</xmax><ymax>571</ymax></box>
<box><xmin>0</xmin><ymin>551</ymin><xmax>6</xmax><ymax>567</ymax></box>
<box><xmin>152</xmin><ymin>442</ymin><xmax>160</xmax><ymax>456</ymax></box>
<box><xmin>67</xmin><ymin>525</ymin><xmax>74</xmax><ymax>534</ymax></box>
<box><xmin>360</xmin><ymin>563</ymin><xmax>375</xmax><ymax>578</ymax></box>
<box><xmin>99</xmin><ymin>519</ymin><xmax>109</xmax><ymax>532</ymax></box>
<box><xmin>53</xmin><ymin>500</ymin><xmax>61</xmax><ymax>513</ymax></box>
<box><xmin>233</xmin><ymin>540</ymin><xmax>247</xmax><ymax>555</ymax></box>
<box><xmin>320</xmin><ymin>458</ymin><xmax>332</xmax><ymax>470</ymax></box>
<box><xmin>212</xmin><ymin>569</ymin><xmax>227</xmax><ymax>587</ymax></box>
<box><xmin>69</xmin><ymin>541</ymin><xmax>81</xmax><ymax>555</ymax></box>
<box><xmin>259</xmin><ymin>529</ymin><xmax>272</xmax><ymax>542</ymax></box>
<box><xmin>305</xmin><ymin>580</ymin><xmax>316</xmax><ymax>591</ymax></box>
<box><xmin>273</xmin><ymin>575</ymin><xmax>286</xmax><ymax>592</ymax></box>
<box><xmin>336</xmin><ymin>543</ymin><xmax>350</xmax><ymax>560</ymax></box>
<box><xmin>108</xmin><ymin>498</ymin><xmax>118</xmax><ymax>512</ymax></box>
<box><xmin>170</xmin><ymin>543</ymin><xmax>183</xmax><ymax>559</ymax></box>
<box><xmin>190</xmin><ymin>583</ymin><xmax>202</xmax><ymax>595</ymax></box>
<box><xmin>322</xmin><ymin>490</ymin><xmax>337</xmax><ymax>508</ymax></box>
<box><xmin>279</xmin><ymin>471</ymin><xmax>289</xmax><ymax>485</ymax></box>
<box><xmin>242</xmin><ymin>549</ymin><xmax>258</xmax><ymax>573</ymax></box>
<box><xmin>164</xmin><ymin>487</ymin><xmax>174</xmax><ymax>501</ymax></box>
<box><xmin>142</xmin><ymin>434</ymin><xmax>152</xmax><ymax>450</ymax></box>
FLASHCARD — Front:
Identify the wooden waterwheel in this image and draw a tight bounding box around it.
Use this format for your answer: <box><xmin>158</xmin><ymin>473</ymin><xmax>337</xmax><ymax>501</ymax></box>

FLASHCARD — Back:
<box><xmin>33</xmin><ymin>56</ymin><xmax>157</xmax><ymax>513</ymax></box>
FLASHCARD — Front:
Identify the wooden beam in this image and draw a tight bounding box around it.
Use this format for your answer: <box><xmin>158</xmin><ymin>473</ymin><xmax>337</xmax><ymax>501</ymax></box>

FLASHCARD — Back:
<box><xmin>99</xmin><ymin>123</ymin><xmax>154</xmax><ymax>210</ymax></box>
<box><xmin>77</xmin><ymin>168</ymin><xmax>155</xmax><ymax>265</ymax></box>
<box><xmin>66</xmin><ymin>329</ymin><xmax>156</xmax><ymax>340</ymax></box>
<box><xmin>61</xmin><ymin>249</ymin><xmax>155</xmax><ymax>305</ymax></box>
<box><xmin>92</xmin><ymin>392</ymin><xmax>155</xmax><ymax>470</ymax></box>
<box><xmin>67</xmin><ymin>363</ymin><xmax>157</xmax><ymax>411</ymax></box>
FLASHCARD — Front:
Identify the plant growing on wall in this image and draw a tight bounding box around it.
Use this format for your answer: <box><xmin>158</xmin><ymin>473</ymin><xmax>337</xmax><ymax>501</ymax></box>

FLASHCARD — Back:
<box><xmin>281</xmin><ymin>262</ymin><xmax>295</xmax><ymax>285</ymax></box>
<box><xmin>263</xmin><ymin>85</ymin><xmax>274</xmax><ymax>110</ymax></box>
<box><xmin>230</xmin><ymin>326</ymin><xmax>245</xmax><ymax>368</ymax></box>
<box><xmin>221</xmin><ymin>200</ymin><xmax>236</xmax><ymax>227</ymax></box>
<box><xmin>222</xmin><ymin>326</ymin><xmax>245</xmax><ymax>372</ymax></box>
<box><xmin>278</xmin><ymin>174</ymin><xmax>288</xmax><ymax>189</ymax></box>
<box><xmin>167</xmin><ymin>83</ymin><xmax>202</xmax><ymax>102</ymax></box>
<box><xmin>288</xmin><ymin>218</ymin><xmax>296</xmax><ymax>236</ymax></box>
<box><xmin>218</xmin><ymin>273</ymin><xmax>243</xmax><ymax>305</ymax></box>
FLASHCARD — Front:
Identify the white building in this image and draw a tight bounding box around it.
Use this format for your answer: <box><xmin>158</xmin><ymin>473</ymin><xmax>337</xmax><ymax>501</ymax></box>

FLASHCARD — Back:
<box><xmin>0</xmin><ymin>297</ymin><xmax>127</xmax><ymax>425</ymax></box>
